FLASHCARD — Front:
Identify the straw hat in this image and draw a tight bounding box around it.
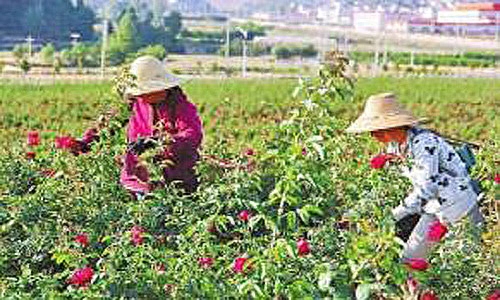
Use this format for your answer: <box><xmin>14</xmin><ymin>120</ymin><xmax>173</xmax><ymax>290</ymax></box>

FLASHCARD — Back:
<box><xmin>346</xmin><ymin>93</ymin><xmax>425</xmax><ymax>133</ymax></box>
<box><xmin>125</xmin><ymin>56</ymin><xmax>182</xmax><ymax>96</ymax></box>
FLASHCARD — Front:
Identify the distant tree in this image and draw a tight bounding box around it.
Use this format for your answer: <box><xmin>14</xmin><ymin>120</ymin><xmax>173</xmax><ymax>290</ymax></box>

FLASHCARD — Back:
<box><xmin>164</xmin><ymin>11</ymin><xmax>182</xmax><ymax>38</ymax></box>
<box><xmin>20</xmin><ymin>59</ymin><xmax>31</xmax><ymax>74</ymax></box>
<box><xmin>163</xmin><ymin>11</ymin><xmax>183</xmax><ymax>51</ymax></box>
<box><xmin>12</xmin><ymin>0</ymin><xmax>96</xmax><ymax>42</ymax></box>
<box><xmin>40</xmin><ymin>43</ymin><xmax>56</xmax><ymax>65</ymax></box>
<box><xmin>108</xmin><ymin>8</ymin><xmax>141</xmax><ymax>65</ymax></box>
<box><xmin>71</xmin><ymin>43</ymin><xmax>88</xmax><ymax>72</ymax></box>
<box><xmin>136</xmin><ymin>45</ymin><xmax>167</xmax><ymax>61</ymax></box>
<box><xmin>72</xmin><ymin>0</ymin><xmax>96</xmax><ymax>41</ymax></box>
<box><xmin>53</xmin><ymin>56</ymin><xmax>62</xmax><ymax>74</ymax></box>
<box><xmin>13</xmin><ymin>45</ymin><xmax>29</xmax><ymax>62</ymax></box>
<box><xmin>138</xmin><ymin>11</ymin><xmax>166</xmax><ymax>47</ymax></box>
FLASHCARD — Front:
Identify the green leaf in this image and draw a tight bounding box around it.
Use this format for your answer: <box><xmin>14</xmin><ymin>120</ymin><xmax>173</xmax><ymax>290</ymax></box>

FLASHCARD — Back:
<box><xmin>286</xmin><ymin>211</ymin><xmax>297</xmax><ymax>231</ymax></box>
<box><xmin>303</xmin><ymin>204</ymin><xmax>324</xmax><ymax>216</ymax></box>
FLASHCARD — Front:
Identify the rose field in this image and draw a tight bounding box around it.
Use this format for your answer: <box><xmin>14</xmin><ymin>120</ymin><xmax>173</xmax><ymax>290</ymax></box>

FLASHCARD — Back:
<box><xmin>0</xmin><ymin>74</ymin><xmax>499</xmax><ymax>298</ymax></box>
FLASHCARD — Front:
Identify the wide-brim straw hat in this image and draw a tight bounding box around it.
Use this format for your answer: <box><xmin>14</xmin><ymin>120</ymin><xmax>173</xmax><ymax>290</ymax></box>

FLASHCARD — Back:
<box><xmin>346</xmin><ymin>93</ymin><xmax>426</xmax><ymax>133</ymax></box>
<box><xmin>125</xmin><ymin>56</ymin><xmax>182</xmax><ymax>96</ymax></box>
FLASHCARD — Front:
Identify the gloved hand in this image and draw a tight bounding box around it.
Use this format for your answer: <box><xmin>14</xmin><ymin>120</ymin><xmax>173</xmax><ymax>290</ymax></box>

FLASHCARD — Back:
<box><xmin>128</xmin><ymin>137</ymin><xmax>157</xmax><ymax>155</ymax></box>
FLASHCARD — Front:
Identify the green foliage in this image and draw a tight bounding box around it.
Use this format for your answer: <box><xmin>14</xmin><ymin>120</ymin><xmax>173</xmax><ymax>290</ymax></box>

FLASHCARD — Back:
<box><xmin>53</xmin><ymin>56</ymin><xmax>62</xmax><ymax>74</ymax></box>
<box><xmin>19</xmin><ymin>59</ymin><xmax>31</xmax><ymax>74</ymax></box>
<box><xmin>59</xmin><ymin>44</ymin><xmax>99</xmax><ymax>68</ymax></box>
<box><xmin>0</xmin><ymin>73</ymin><xmax>498</xmax><ymax>298</ymax></box>
<box><xmin>40</xmin><ymin>43</ymin><xmax>56</xmax><ymax>65</ymax></box>
<box><xmin>109</xmin><ymin>8</ymin><xmax>141</xmax><ymax>66</ymax></box>
<box><xmin>163</xmin><ymin>11</ymin><xmax>182</xmax><ymax>38</ymax></box>
<box><xmin>350</xmin><ymin>51</ymin><xmax>500</xmax><ymax>68</ymax></box>
<box><xmin>7</xmin><ymin>0</ymin><xmax>96</xmax><ymax>42</ymax></box>
<box><xmin>238</xmin><ymin>21</ymin><xmax>267</xmax><ymax>38</ymax></box>
<box><xmin>136</xmin><ymin>45</ymin><xmax>167</xmax><ymax>61</ymax></box>
<box><xmin>273</xmin><ymin>44</ymin><xmax>318</xmax><ymax>59</ymax></box>
<box><xmin>220</xmin><ymin>41</ymin><xmax>271</xmax><ymax>57</ymax></box>
<box><xmin>13</xmin><ymin>44</ymin><xmax>29</xmax><ymax>62</ymax></box>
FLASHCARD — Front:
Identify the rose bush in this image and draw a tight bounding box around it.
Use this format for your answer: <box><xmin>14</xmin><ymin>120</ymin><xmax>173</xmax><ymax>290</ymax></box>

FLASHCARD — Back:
<box><xmin>0</xmin><ymin>55</ymin><xmax>498</xmax><ymax>298</ymax></box>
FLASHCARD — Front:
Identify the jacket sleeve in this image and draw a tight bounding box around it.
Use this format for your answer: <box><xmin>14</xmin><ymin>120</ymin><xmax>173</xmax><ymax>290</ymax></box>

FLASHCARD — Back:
<box><xmin>168</xmin><ymin>100</ymin><xmax>203</xmax><ymax>159</ymax></box>
<box><xmin>76</xmin><ymin>108</ymin><xmax>129</xmax><ymax>153</ymax></box>
<box><xmin>393</xmin><ymin>132</ymin><xmax>441</xmax><ymax>220</ymax></box>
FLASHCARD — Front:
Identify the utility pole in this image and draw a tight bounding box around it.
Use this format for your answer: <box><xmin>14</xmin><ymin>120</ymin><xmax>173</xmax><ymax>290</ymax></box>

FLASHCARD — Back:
<box><xmin>236</xmin><ymin>27</ymin><xmax>248</xmax><ymax>77</ymax></box>
<box><xmin>226</xmin><ymin>18</ymin><xmax>231</xmax><ymax>58</ymax></box>
<box><xmin>101</xmin><ymin>19</ymin><xmax>109</xmax><ymax>79</ymax></box>
<box><xmin>25</xmin><ymin>35</ymin><xmax>35</xmax><ymax>58</ymax></box>
<box><xmin>242</xmin><ymin>38</ymin><xmax>248</xmax><ymax>77</ymax></box>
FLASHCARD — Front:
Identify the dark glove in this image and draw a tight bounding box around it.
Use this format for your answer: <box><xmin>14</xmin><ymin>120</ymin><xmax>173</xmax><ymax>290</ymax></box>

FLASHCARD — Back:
<box><xmin>128</xmin><ymin>137</ymin><xmax>157</xmax><ymax>155</ymax></box>
<box><xmin>395</xmin><ymin>213</ymin><xmax>421</xmax><ymax>242</ymax></box>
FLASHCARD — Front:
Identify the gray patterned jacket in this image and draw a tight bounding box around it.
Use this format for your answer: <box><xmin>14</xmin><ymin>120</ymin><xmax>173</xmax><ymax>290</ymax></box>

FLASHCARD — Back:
<box><xmin>391</xmin><ymin>127</ymin><xmax>478</xmax><ymax>225</ymax></box>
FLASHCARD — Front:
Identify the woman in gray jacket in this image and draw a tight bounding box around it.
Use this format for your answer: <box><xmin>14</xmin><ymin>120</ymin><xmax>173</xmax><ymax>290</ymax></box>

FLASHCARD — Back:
<box><xmin>346</xmin><ymin>93</ymin><xmax>483</xmax><ymax>260</ymax></box>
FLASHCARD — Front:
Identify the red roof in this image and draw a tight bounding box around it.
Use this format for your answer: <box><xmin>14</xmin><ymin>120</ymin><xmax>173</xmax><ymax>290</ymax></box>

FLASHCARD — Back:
<box><xmin>456</xmin><ymin>3</ymin><xmax>500</xmax><ymax>11</ymax></box>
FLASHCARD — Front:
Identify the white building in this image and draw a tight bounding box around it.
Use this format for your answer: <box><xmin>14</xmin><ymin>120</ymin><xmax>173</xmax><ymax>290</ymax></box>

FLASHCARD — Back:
<box><xmin>353</xmin><ymin>12</ymin><xmax>385</xmax><ymax>32</ymax></box>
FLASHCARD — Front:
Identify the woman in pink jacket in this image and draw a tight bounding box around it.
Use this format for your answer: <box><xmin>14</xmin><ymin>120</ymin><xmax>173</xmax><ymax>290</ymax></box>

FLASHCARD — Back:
<box><xmin>74</xmin><ymin>56</ymin><xmax>203</xmax><ymax>195</ymax></box>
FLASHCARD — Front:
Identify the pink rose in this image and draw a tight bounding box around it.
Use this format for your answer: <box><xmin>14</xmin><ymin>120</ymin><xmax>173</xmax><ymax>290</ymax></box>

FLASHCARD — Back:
<box><xmin>370</xmin><ymin>154</ymin><xmax>390</xmax><ymax>169</ymax></box>
<box><xmin>131</xmin><ymin>225</ymin><xmax>145</xmax><ymax>246</ymax></box>
<box><xmin>27</xmin><ymin>131</ymin><xmax>40</xmax><ymax>146</ymax></box>
<box><xmin>427</xmin><ymin>221</ymin><xmax>448</xmax><ymax>242</ymax></box>
<box><xmin>198</xmin><ymin>257</ymin><xmax>214</xmax><ymax>269</ymax></box>
<box><xmin>233</xmin><ymin>257</ymin><xmax>248</xmax><ymax>274</ymax></box>
<box><xmin>26</xmin><ymin>151</ymin><xmax>36</xmax><ymax>160</ymax></box>
<box><xmin>74</xmin><ymin>233</ymin><xmax>89</xmax><ymax>247</ymax></box>
<box><xmin>244</xmin><ymin>148</ymin><xmax>255</xmax><ymax>156</ymax></box>
<box><xmin>68</xmin><ymin>267</ymin><xmax>94</xmax><ymax>287</ymax></box>
<box><xmin>238</xmin><ymin>210</ymin><xmax>251</xmax><ymax>222</ymax></box>
<box><xmin>404</xmin><ymin>258</ymin><xmax>430</xmax><ymax>271</ymax></box>
<box><xmin>55</xmin><ymin>136</ymin><xmax>76</xmax><ymax>149</ymax></box>
<box><xmin>420</xmin><ymin>291</ymin><xmax>439</xmax><ymax>300</ymax></box>
<box><xmin>297</xmin><ymin>238</ymin><xmax>311</xmax><ymax>256</ymax></box>
<box><xmin>487</xmin><ymin>289</ymin><xmax>500</xmax><ymax>300</ymax></box>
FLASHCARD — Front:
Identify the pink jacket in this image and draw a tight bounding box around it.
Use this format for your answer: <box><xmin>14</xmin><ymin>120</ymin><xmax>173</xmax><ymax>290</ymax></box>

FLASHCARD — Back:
<box><xmin>82</xmin><ymin>92</ymin><xmax>203</xmax><ymax>194</ymax></box>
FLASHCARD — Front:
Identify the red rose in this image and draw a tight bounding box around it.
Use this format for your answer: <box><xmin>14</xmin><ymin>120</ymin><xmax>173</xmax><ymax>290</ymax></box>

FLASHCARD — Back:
<box><xmin>27</xmin><ymin>131</ymin><xmax>40</xmax><ymax>146</ymax></box>
<box><xmin>238</xmin><ymin>210</ymin><xmax>251</xmax><ymax>222</ymax></box>
<box><xmin>55</xmin><ymin>136</ymin><xmax>76</xmax><ymax>149</ymax></box>
<box><xmin>494</xmin><ymin>174</ymin><xmax>500</xmax><ymax>184</ymax></box>
<box><xmin>404</xmin><ymin>258</ymin><xmax>430</xmax><ymax>271</ymax></box>
<box><xmin>131</xmin><ymin>225</ymin><xmax>145</xmax><ymax>246</ymax></box>
<box><xmin>427</xmin><ymin>221</ymin><xmax>448</xmax><ymax>242</ymax></box>
<box><xmin>198</xmin><ymin>257</ymin><xmax>214</xmax><ymax>269</ymax></box>
<box><xmin>156</xmin><ymin>263</ymin><xmax>166</xmax><ymax>275</ymax></box>
<box><xmin>68</xmin><ymin>267</ymin><xmax>94</xmax><ymax>287</ymax></box>
<box><xmin>244</xmin><ymin>148</ymin><xmax>255</xmax><ymax>156</ymax></box>
<box><xmin>26</xmin><ymin>151</ymin><xmax>36</xmax><ymax>160</ymax></box>
<box><xmin>40</xmin><ymin>169</ymin><xmax>56</xmax><ymax>178</ymax></box>
<box><xmin>487</xmin><ymin>290</ymin><xmax>500</xmax><ymax>300</ymax></box>
<box><xmin>297</xmin><ymin>238</ymin><xmax>311</xmax><ymax>256</ymax></box>
<box><xmin>370</xmin><ymin>154</ymin><xmax>390</xmax><ymax>169</ymax></box>
<box><xmin>420</xmin><ymin>291</ymin><xmax>439</xmax><ymax>300</ymax></box>
<box><xmin>233</xmin><ymin>257</ymin><xmax>248</xmax><ymax>273</ymax></box>
<box><xmin>74</xmin><ymin>233</ymin><xmax>89</xmax><ymax>247</ymax></box>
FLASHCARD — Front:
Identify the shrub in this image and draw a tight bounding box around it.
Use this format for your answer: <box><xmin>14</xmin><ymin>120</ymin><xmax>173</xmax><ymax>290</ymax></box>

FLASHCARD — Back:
<box><xmin>136</xmin><ymin>44</ymin><xmax>167</xmax><ymax>61</ymax></box>
<box><xmin>40</xmin><ymin>43</ymin><xmax>56</xmax><ymax>65</ymax></box>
